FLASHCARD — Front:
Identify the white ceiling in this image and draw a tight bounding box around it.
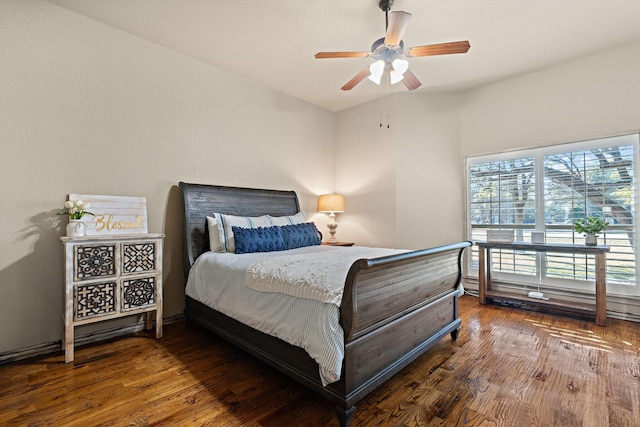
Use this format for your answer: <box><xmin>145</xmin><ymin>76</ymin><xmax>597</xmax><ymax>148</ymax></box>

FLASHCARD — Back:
<box><xmin>47</xmin><ymin>0</ymin><xmax>640</xmax><ymax>112</ymax></box>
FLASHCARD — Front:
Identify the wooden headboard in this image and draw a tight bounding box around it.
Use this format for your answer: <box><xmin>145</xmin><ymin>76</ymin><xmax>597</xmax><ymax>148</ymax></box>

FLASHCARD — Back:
<box><xmin>179</xmin><ymin>182</ymin><xmax>301</xmax><ymax>279</ymax></box>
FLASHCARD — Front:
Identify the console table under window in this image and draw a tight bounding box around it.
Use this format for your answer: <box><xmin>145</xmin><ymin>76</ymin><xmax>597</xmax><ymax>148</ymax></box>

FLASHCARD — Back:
<box><xmin>476</xmin><ymin>241</ymin><xmax>610</xmax><ymax>326</ymax></box>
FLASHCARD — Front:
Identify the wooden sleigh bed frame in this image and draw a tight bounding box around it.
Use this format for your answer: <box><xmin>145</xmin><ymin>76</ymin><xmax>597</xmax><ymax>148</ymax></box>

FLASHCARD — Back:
<box><xmin>179</xmin><ymin>182</ymin><xmax>471</xmax><ymax>426</ymax></box>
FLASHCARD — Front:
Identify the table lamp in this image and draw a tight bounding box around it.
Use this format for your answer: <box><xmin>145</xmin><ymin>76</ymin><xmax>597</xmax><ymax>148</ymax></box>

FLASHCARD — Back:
<box><xmin>317</xmin><ymin>194</ymin><xmax>345</xmax><ymax>243</ymax></box>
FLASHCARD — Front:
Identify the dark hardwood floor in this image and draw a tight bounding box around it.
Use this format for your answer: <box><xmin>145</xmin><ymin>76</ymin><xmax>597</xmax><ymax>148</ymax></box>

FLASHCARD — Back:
<box><xmin>1</xmin><ymin>295</ymin><xmax>639</xmax><ymax>426</ymax></box>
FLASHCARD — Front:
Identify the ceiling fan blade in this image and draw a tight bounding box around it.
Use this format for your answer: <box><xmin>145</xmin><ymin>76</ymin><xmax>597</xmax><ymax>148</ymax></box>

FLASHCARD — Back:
<box><xmin>315</xmin><ymin>51</ymin><xmax>369</xmax><ymax>59</ymax></box>
<box><xmin>341</xmin><ymin>67</ymin><xmax>370</xmax><ymax>91</ymax></box>
<box><xmin>407</xmin><ymin>41</ymin><xmax>470</xmax><ymax>57</ymax></box>
<box><xmin>402</xmin><ymin>69</ymin><xmax>422</xmax><ymax>91</ymax></box>
<box><xmin>384</xmin><ymin>11</ymin><xmax>412</xmax><ymax>47</ymax></box>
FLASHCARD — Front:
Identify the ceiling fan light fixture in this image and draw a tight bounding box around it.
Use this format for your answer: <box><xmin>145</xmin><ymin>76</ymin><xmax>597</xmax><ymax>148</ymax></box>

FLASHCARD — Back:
<box><xmin>368</xmin><ymin>60</ymin><xmax>385</xmax><ymax>85</ymax></box>
<box><xmin>389</xmin><ymin>69</ymin><xmax>404</xmax><ymax>85</ymax></box>
<box><xmin>389</xmin><ymin>58</ymin><xmax>408</xmax><ymax>84</ymax></box>
<box><xmin>392</xmin><ymin>58</ymin><xmax>408</xmax><ymax>74</ymax></box>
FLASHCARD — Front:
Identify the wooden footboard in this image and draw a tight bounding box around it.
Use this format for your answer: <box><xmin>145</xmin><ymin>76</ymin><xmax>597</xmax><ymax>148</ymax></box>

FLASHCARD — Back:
<box><xmin>341</xmin><ymin>242</ymin><xmax>471</xmax><ymax>342</ymax></box>
<box><xmin>336</xmin><ymin>241</ymin><xmax>471</xmax><ymax>420</ymax></box>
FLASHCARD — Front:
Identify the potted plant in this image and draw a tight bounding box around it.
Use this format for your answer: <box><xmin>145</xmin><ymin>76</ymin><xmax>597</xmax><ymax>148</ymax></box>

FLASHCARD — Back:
<box><xmin>58</xmin><ymin>200</ymin><xmax>94</xmax><ymax>237</ymax></box>
<box><xmin>573</xmin><ymin>216</ymin><xmax>608</xmax><ymax>246</ymax></box>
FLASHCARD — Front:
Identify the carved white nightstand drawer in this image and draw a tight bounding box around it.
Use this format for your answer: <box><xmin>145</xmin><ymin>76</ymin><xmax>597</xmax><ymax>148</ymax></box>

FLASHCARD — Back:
<box><xmin>74</xmin><ymin>281</ymin><xmax>117</xmax><ymax>320</ymax></box>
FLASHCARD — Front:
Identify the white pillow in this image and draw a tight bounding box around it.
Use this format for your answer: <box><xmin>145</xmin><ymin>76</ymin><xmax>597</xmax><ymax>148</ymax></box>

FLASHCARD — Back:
<box><xmin>213</xmin><ymin>213</ymin><xmax>272</xmax><ymax>253</ymax></box>
<box><xmin>206</xmin><ymin>216</ymin><xmax>224</xmax><ymax>252</ymax></box>
<box><xmin>268</xmin><ymin>211</ymin><xmax>306</xmax><ymax>226</ymax></box>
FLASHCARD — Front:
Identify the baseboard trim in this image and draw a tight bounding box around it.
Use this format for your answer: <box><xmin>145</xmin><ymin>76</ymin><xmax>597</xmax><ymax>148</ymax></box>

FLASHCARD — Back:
<box><xmin>463</xmin><ymin>278</ymin><xmax>640</xmax><ymax>323</ymax></box>
<box><xmin>0</xmin><ymin>313</ymin><xmax>184</xmax><ymax>364</ymax></box>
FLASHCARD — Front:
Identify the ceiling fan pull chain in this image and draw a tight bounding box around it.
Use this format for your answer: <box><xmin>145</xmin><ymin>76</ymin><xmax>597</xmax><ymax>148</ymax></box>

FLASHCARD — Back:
<box><xmin>386</xmin><ymin>77</ymin><xmax>390</xmax><ymax>129</ymax></box>
<box><xmin>386</xmin><ymin>85</ymin><xmax>390</xmax><ymax>129</ymax></box>
<box><xmin>378</xmin><ymin>77</ymin><xmax>390</xmax><ymax>129</ymax></box>
<box><xmin>379</xmin><ymin>89</ymin><xmax>385</xmax><ymax>128</ymax></box>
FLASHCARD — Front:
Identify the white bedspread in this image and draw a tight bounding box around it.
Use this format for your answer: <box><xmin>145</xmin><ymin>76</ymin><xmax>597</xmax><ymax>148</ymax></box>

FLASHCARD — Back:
<box><xmin>245</xmin><ymin>246</ymin><xmax>408</xmax><ymax>305</ymax></box>
<box><xmin>185</xmin><ymin>246</ymin><xmax>341</xmax><ymax>385</ymax></box>
<box><xmin>186</xmin><ymin>245</ymin><xmax>408</xmax><ymax>386</ymax></box>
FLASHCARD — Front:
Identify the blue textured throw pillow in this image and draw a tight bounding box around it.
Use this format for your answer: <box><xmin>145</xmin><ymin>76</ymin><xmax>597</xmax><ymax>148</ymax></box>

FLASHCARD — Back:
<box><xmin>232</xmin><ymin>226</ymin><xmax>286</xmax><ymax>254</ymax></box>
<box><xmin>281</xmin><ymin>222</ymin><xmax>321</xmax><ymax>250</ymax></box>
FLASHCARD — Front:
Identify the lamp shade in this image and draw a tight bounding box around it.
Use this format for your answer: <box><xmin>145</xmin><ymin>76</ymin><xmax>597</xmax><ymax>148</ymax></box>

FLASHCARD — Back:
<box><xmin>317</xmin><ymin>194</ymin><xmax>345</xmax><ymax>213</ymax></box>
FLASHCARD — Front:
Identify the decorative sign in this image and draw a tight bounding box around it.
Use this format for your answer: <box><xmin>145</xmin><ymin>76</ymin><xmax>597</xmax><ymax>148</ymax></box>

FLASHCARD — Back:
<box><xmin>68</xmin><ymin>194</ymin><xmax>148</xmax><ymax>235</ymax></box>
<box><xmin>486</xmin><ymin>229</ymin><xmax>514</xmax><ymax>242</ymax></box>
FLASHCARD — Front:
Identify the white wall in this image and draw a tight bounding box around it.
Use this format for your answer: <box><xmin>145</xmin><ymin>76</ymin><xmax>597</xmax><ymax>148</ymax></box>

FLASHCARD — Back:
<box><xmin>460</xmin><ymin>40</ymin><xmax>640</xmax><ymax>156</ymax></box>
<box><xmin>334</xmin><ymin>99</ymin><xmax>397</xmax><ymax>247</ymax></box>
<box><xmin>335</xmin><ymin>93</ymin><xmax>466</xmax><ymax>250</ymax></box>
<box><xmin>395</xmin><ymin>93</ymin><xmax>466</xmax><ymax>249</ymax></box>
<box><xmin>0</xmin><ymin>1</ymin><xmax>335</xmax><ymax>353</ymax></box>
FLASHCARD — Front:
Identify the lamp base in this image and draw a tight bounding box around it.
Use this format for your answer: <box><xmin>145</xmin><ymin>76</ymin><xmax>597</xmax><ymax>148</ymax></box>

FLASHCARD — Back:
<box><xmin>327</xmin><ymin>213</ymin><xmax>338</xmax><ymax>243</ymax></box>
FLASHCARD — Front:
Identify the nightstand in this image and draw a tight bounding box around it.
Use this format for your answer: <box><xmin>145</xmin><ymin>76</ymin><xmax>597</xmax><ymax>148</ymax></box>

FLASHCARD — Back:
<box><xmin>60</xmin><ymin>233</ymin><xmax>164</xmax><ymax>362</ymax></box>
<box><xmin>322</xmin><ymin>241</ymin><xmax>354</xmax><ymax>247</ymax></box>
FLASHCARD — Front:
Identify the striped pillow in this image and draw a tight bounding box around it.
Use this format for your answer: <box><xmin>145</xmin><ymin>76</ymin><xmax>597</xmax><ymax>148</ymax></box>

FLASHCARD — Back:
<box><xmin>267</xmin><ymin>211</ymin><xmax>306</xmax><ymax>226</ymax></box>
<box><xmin>213</xmin><ymin>213</ymin><xmax>272</xmax><ymax>253</ymax></box>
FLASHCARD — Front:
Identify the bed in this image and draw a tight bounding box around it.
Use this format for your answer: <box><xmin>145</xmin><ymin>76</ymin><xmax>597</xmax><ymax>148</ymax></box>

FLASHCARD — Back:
<box><xmin>179</xmin><ymin>182</ymin><xmax>471</xmax><ymax>426</ymax></box>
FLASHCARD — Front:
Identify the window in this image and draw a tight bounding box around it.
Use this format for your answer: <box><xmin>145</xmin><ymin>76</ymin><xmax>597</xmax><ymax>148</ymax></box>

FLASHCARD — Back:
<box><xmin>467</xmin><ymin>134</ymin><xmax>638</xmax><ymax>290</ymax></box>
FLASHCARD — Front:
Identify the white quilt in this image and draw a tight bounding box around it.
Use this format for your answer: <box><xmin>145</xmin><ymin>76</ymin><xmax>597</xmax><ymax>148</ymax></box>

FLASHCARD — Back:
<box><xmin>186</xmin><ymin>245</ymin><xmax>408</xmax><ymax>386</ymax></box>
<box><xmin>186</xmin><ymin>246</ymin><xmax>341</xmax><ymax>385</ymax></box>
<box><xmin>245</xmin><ymin>246</ymin><xmax>408</xmax><ymax>305</ymax></box>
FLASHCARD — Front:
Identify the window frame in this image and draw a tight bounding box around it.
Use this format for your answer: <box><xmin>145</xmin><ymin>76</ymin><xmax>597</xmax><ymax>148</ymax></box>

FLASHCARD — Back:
<box><xmin>465</xmin><ymin>134</ymin><xmax>640</xmax><ymax>295</ymax></box>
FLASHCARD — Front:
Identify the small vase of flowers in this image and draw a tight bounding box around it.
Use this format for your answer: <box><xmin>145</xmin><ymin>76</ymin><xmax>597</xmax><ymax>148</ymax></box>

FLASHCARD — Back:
<box><xmin>59</xmin><ymin>200</ymin><xmax>94</xmax><ymax>237</ymax></box>
<box><xmin>573</xmin><ymin>216</ymin><xmax>608</xmax><ymax>246</ymax></box>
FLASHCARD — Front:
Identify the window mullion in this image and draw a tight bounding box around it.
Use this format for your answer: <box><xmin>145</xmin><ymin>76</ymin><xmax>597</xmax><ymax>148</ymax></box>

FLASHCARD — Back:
<box><xmin>535</xmin><ymin>151</ymin><xmax>545</xmax><ymax>282</ymax></box>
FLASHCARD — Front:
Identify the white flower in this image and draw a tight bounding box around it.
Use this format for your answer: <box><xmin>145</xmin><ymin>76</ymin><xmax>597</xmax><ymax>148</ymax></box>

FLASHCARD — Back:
<box><xmin>58</xmin><ymin>199</ymin><xmax>95</xmax><ymax>220</ymax></box>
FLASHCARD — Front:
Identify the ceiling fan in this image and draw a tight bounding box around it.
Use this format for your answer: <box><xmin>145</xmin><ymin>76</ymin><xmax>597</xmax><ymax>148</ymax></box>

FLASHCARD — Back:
<box><xmin>315</xmin><ymin>0</ymin><xmax>470</xmax><ymax>91</ymax></box>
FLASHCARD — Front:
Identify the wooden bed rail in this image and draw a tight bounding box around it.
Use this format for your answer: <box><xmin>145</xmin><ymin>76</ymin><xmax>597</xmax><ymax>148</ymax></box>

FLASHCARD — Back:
<box><xmin>340</xmin><ymin>241</ymin><xmax>472</xmax><ymax>342</ymax></box>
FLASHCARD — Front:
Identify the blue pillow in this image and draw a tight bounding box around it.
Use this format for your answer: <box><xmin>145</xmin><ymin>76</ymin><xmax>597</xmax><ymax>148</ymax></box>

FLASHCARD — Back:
<box><xmin>281</xmin><ymin>222</ymin><xmax>321</xmax><ymax>250</ymax></box>
<box><xmin>232</xmin><ymin>226</ymin><xmax>286</xmax><ymax>254</ymax></box>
